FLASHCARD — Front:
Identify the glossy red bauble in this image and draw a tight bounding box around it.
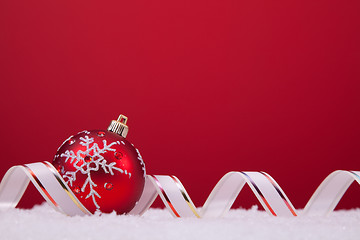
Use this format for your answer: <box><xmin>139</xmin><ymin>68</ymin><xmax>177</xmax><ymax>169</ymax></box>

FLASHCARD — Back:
<box><xmin>52</xmin><ymin>130</ymin><xmax>146</xmax><ymax>214</ymax></box>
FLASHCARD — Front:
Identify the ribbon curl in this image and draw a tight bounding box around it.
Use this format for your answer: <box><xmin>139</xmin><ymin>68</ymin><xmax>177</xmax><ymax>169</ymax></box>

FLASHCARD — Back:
<box><xmin>0</xmin><ymin>161</ymin><xmax>359</xmax><ymax>217</ymax></box>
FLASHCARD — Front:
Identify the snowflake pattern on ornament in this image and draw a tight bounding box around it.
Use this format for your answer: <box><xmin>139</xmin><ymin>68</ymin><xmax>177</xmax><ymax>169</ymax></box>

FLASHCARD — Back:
<box><xmin>60</xmin><ymin>135</ymin><xmax>130</xmax><ymax>210</ymax></box>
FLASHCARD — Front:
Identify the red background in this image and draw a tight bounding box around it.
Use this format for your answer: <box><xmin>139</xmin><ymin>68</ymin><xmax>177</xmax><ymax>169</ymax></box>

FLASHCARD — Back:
<box><xmin>0</xmin><ymin>0</ymin><xmax>360</xmax><ymax>210</ymax></box>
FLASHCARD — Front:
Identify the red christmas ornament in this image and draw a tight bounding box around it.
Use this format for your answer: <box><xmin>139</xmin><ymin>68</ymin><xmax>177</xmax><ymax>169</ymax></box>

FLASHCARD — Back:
<box><xmin>52</xmin><ymin>114</ymin><xmax>146</xmax><ymax>214</ymax></box>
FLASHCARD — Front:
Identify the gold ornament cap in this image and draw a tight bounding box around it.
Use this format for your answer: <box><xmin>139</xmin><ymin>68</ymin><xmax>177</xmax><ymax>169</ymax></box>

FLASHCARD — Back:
<box><xmin>107</xmin><ymin>114</ymin><xmax>129</xmax><ymax>138</ymax></box>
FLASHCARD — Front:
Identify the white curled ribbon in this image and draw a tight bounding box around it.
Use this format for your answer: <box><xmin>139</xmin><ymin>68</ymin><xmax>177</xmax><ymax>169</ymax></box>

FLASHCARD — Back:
<box><xmin>0</xmin><ymin>161</ymin><xmax>359</xmax><ymax>217</ymax></box>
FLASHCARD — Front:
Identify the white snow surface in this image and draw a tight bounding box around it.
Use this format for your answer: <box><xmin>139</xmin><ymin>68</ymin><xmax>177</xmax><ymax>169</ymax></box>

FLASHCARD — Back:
<box><xmin>1</xmin><ymin>204</ymin><xmax>360</xmax><ymax>240</ymax></box>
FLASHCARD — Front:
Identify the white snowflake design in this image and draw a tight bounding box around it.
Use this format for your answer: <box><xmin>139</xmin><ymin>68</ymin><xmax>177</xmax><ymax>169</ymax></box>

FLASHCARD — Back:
<box><xmin>60</xmin><ymin>135</ymin><xmax>130</xmax><ymax>210</ymax></box>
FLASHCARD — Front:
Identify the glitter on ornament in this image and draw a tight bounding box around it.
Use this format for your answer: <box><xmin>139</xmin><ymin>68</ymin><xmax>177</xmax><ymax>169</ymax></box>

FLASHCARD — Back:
<box><xmin>114</xmin><ymin>152</ymin><xmax>123</xmax><ymax>160</ymax></box>
<box><xmin>104</xmin><ymin>182</ymin><xmax>113</xmax><ymax>190</ymax></box>
<box><xmin>73</xmin><ymin>186</ymin><xmax>81</xmax><ymax>194</ymax></box>
<box><xmin>97</xmin><ymin>131</ymin><xmax>105</xmax><ymax>137</ymax></box>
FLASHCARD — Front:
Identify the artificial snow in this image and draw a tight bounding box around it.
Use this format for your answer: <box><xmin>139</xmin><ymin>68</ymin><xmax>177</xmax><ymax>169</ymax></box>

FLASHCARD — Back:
<box><xmin>1</xmin><ymin>204</ymin><xmax>359</xmax><ymax>240</ymax></box>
